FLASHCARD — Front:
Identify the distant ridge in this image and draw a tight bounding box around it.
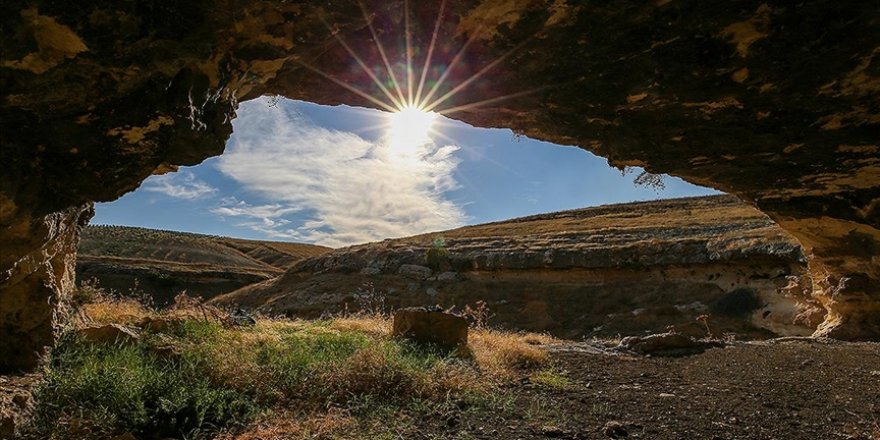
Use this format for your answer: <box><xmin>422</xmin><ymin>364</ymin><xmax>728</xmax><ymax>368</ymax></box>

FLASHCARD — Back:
<box><xmin>77</xmin><ymin>225</ymin><xmax>331</xmax><ymax>304</ymax></box>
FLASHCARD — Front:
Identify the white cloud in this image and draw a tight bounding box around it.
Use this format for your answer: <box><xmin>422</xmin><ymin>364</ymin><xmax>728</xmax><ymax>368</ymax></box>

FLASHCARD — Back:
<box><xmin>210</xmin><ymin>198</ymin><xmax>301</xmax><ymax>219</ymax></box>
<box><xmin>216</xmin><ymin>98</ymin><xmax>466</xmax><ymax>247</ymax></box>
<box><xmin>142</xmin><ymin>171</ymin><xmax>216</xmax><ymax>200</ymax></box>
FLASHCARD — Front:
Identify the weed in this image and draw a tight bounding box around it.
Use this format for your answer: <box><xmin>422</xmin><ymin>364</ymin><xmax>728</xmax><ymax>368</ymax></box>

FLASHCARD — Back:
<box><xmin>530</xmin><ymin>369</ymin><xmax>572</xmax><ymax>389</ymax></box>
<box><xmin>462</xmin><ymin>300</ymin><xmax>494</xmax><ymax>329</ymax></box>
<box><xmin>352</xmin><ymin>282</ymin><xmax>387</xmax><ymax>317</ymax></box>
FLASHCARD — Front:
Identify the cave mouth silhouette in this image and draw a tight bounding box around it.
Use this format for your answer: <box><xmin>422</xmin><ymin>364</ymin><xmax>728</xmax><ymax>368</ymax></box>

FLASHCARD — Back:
<box><xmin>91</xmin><ymin>96</ymin><xmax>722</xmax><ymax>248</ymax></box>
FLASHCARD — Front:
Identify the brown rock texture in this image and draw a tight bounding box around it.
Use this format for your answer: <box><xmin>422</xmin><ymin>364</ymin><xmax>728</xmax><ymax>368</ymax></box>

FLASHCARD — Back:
<box><xmin>1</xmin><ymin>0</ymin><xmax>878</xmax><ymax>369</ymax></box>
<box><xmin>0</xmin><ymin>203</ymin><xmax>92</xmax><ymax>373</ymax></box>
<box><xmin>392</xmin><ymin>307</ymin><xmax>468</xmax><ymax>349</ymax></box>
<box><xmin>617</xmin><ymin>332</ymin><xmax>724</xmax><ymax>357</ymax></box>
<box><xmin>76</xmin><ymin>323</ymin><xmax>140</xmax><ymax>346</ymax></box>
<box><xmin>0</xmin><ymin>374</ymin><xmax>38</xmax><ymax>439</ymax></box>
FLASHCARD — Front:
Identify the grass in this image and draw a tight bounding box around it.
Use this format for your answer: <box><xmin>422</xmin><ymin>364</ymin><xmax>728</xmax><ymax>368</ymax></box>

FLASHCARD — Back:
<box><xmin>530</xmin><ymin>369</ymin><xmax>572</xmax><ymax>389</ymax></box>
<box><xmin>21</xmin><ymin>291</ymin><xmax>555</xmax><ymax>439</ymax></box>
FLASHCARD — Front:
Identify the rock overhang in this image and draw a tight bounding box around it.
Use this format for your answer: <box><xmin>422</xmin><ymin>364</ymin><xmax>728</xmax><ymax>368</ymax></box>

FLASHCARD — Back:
<box><xmin>1</xmin><ymin>0</ymin><xmax>878</xmax><ymax>370</ymax></box>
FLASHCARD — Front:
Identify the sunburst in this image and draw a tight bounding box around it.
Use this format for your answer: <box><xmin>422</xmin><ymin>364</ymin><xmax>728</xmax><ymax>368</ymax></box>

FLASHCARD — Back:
<box><xmin>304</xmin><ymin>1</ymin><xmax>551</xmax><ymax>148</ymax></box>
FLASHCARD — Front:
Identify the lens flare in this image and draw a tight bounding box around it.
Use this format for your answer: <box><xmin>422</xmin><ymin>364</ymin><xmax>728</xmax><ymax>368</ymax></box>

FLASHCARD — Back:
<box><xmin>388</xmin><ymin>105</ymin><xmax>436</xmax><ymax>149</ymax></box>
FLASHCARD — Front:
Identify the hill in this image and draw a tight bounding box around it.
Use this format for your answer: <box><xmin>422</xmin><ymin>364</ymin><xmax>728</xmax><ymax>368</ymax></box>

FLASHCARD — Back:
<box><xmin>212</xmin><ymin>195</ymin><xmax>822</xmax><ymax>339</ymax></box>
<box><xmin>76</xmin><ymin>225</ymin><xmax>331</xmax><ymax>304</ymax></box>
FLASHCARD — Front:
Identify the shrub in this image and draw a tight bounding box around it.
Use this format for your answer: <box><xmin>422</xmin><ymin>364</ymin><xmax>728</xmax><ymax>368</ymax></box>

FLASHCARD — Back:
<box><xmin>26</xmin><ymin>335</ymin><xmax>256</xmax><ymax>439</ymax></box>
<box><xmin>425</xmin><ymin>236</ymin><xmax>451</xmax><ymax>271</ymax></box>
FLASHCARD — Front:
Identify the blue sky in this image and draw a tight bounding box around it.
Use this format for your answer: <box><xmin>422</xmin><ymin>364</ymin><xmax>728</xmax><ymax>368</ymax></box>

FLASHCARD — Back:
<box><xmin>94</xmin><ymin>98</ymin><xmax>719</xmax><ymax>247</ymax></box>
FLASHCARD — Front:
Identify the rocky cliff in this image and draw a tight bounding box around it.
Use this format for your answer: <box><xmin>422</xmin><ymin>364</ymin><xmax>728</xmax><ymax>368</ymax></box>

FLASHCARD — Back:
<box><xmin>76</xmin><ymin>225</ymin><xmax>330</xmax><ymax>304</ymax></box>
<box><xmin>1</xmin><ymin>0</ymin><xmax>878</xmax><ymax>370</ymax></box>
<box><xmin>213</xmin><ymin>196</ymin><xmax>820</xmax><ymax>338</ymax></box>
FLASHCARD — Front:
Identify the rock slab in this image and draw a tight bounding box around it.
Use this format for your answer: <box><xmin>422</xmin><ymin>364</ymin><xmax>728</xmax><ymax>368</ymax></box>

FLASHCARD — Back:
<box><xmin>392</xmin><ymin>307</ymin><xmax>468</xmax><ymax>349</ymax></box>
<box><xmin>618</xmin><ymin>332</ymin><xmax>724</xmax><ymax>357</ymax></box>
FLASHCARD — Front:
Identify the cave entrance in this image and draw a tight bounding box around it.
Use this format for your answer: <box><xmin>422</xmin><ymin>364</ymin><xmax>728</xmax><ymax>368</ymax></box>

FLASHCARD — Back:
<box><xmin>81</xmin><ymin>0</ymin><xmax>816</xmax><ymax>343</ymax></box>
<box><xmin>81</xmin><ymin>96</ymin><xmax>819</xmax><ymax>342</ymax></box>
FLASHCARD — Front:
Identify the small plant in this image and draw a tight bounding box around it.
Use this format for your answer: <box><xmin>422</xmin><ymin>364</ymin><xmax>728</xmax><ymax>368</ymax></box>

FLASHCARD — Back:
<box><xmin>71</xmin><ymin>278</ymin><xmax>110</xmax><ymax>306</ymax></box>
<box><xmin>353</xmin><ymin>282</ymin><xmax>388</xmax><ymax>316</ymax></box>
<box><xmin>425</xmin><ymin>236</ymin><xmax>451</xmax><ymax>271</ymax></box>
<box><xmin>633</xmin><ymin>170</ymin><xmax>666</xmax><ymax>191</ymax></box>
<box><xmin>462</xmin><ymin>300</ymin><xmax>494</xmax><ymax>329</ymax></box>
<box><xmin>530</xmin><ymin>369</ymin><xmax>572</xmax><ymax>389</ymax></box>
<box><xmin>171</xmin><ymin>291</ymin><xmax>226</xmax><ymax>322</ymax></box>
<box><xmin>620</xmin><ymin>166</ymin><xmax>666</xmax><ymax>191</ymax></box>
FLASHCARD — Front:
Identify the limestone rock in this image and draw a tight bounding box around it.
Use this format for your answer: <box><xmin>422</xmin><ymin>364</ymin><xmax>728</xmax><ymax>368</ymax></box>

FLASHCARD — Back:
<box><xmin>78</xmin><ymin>324</ymin><xmax>140</xmax><ymax>345</ymax></box>
<box><xmin>0</xmin><ymin>374</ymin><xmax>38</xmax><ymax>439</ymax></box>
<box><xmin>360</xmin><ymin>267</ymin><xmax>381</xmax><ymax>276</ymax></box>
<box><xmin>398</xmin><ymin>264</ymin><xmax>433</xmax><ymax>281</ymax></box>
<box><xmin>617</xmin><ymin>332</ymin><xmax>724</xmax><ymax>357</ymax></box>
<box><xmin>229</xmin><ymin>308</ymin><xmax>257</xmax><ymax>326</ymax></box>
<box><xmin>0</xmin><ymin>204</ymin><xmax>93</xmax><ymax>372</ymax></box>
<box><xmin>437</xmin><ymin>271</ymin><xmax>461</xmax><ymax>282</ymax></box>
<box><xmin>392</xmin><ymin>307</ymin><xmax>468</xmax><ymax>349</ymax></box>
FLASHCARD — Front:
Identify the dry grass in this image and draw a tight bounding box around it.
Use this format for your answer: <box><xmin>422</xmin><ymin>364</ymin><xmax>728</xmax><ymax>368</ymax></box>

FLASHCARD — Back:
<box><xmin>216</xmin><ymin>410</ymin><xmax>359</xmax><ymax>440</ymax></box>
<box><xmin>78</xmin><ymin>297</ymin><xmax>153</xmax><ymax>326</ymax></box>
<box><xmin>27</xmin><ymin>286</ymin><xmax>555</xmax><ymax>439</ymax></box>
<box><xmin>329</xmin><ymin>314</ymin><xmax>392</xmax><ymax>336</ymax></box>
<box><xmin>470</xmin><ymin>329</ymin><xmax>556</xmax><ymax>377</ymax></box>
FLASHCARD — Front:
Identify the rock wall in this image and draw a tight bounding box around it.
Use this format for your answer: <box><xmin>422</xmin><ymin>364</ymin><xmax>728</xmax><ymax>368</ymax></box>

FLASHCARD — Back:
<box><xmin>1</xmin><ymin>0</ymin><xmax>878</xmax><ymax>369</ymax></box>
<box><xmin>0</xmin><ymin>202</ymin><xmax>92</xmax><ymax>372</ymax></box>
<box><xmin>213</xmin><ymin>196</ymin><xmax>818</xmax><ymax>338</ymax></box>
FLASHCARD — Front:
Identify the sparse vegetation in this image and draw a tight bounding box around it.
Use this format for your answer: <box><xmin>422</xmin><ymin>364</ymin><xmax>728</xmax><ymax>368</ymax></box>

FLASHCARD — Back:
<box><xmin>21</xmin><ymin>284</ymin><xmax>554</xmax><ymax>439</ymax></box>
<box><xmin>424</xmin><ymin>235</ymin><xmax>451</xmax><ymax>271</ymax></box>
<box><xmin>529</xmin><ymin>369</ymin><xmax>572</xmax><ymax>389</ymax></box>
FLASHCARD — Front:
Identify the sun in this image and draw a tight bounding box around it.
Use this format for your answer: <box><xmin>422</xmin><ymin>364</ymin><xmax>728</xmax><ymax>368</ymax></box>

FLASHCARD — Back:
<box><xmin>388</xmin><ymin>104</ymin><xmax>436</xmax><ymax>148</ymax></box>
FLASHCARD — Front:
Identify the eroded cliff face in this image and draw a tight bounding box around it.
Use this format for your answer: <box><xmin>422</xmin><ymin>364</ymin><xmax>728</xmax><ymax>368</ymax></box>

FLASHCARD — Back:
<box><xmin>1</xmin><ymin>0</ymin><xmax>878</xmax><ymax>369</ymax></box>
<box><xmin>213</xmin><ymin>196</ymin><xmax>819</xmax><ymax>339</ymax></box>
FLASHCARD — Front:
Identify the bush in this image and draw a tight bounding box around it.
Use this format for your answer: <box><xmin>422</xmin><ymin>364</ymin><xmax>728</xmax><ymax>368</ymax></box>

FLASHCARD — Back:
<box><xmin>27</xmin><ymin>335</ymin><xmax>256</xmax><ymax>439</ymax></box>
<box><xmin>425</xmin><ymin>236</ymin><xmax>451</xmax><ymax>271</ymax></box>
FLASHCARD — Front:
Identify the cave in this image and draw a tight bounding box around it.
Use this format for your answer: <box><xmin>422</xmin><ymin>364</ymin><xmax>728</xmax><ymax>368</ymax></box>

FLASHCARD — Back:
<box><xmin>1</xmin><ymin>0</ymin><xmax>878</xmax><ymax>372</ymax></box>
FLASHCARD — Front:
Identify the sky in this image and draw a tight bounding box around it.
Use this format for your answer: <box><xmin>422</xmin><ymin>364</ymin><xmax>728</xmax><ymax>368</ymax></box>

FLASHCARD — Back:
<box><xmin>93</xmin><ymin>97</ymin><xmax>720</xmax><ymax>247</ymax></box>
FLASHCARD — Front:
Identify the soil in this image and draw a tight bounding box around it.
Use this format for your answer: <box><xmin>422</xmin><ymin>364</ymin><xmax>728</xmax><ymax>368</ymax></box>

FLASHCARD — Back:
<box><xmin>410</xmin><ymin>340</ymin><xmax>880</xmax><ymax>439</ymax></box>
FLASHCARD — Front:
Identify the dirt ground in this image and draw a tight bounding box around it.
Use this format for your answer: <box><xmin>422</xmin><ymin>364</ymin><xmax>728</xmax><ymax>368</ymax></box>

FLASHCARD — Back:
<box><xmin>3</xmin><ymin>339</ymin><xmax>878</xmax><ymax>439</ymax></box>
<box><xmin>410</xmin><ymin>340</ymin><xmax>880</xmax><ymax>440</ymax></box>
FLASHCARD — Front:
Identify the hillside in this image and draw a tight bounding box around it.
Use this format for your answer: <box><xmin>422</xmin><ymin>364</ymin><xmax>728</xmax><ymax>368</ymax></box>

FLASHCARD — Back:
<box><xmin>76</xmin><ymin>226</ymin><xmax>331</xmax><ymax>304</ymax></box>
<box><xmin>213</xmin><ymin>195</ymin><xmax>822</xmax><ymax>339</ymax></box>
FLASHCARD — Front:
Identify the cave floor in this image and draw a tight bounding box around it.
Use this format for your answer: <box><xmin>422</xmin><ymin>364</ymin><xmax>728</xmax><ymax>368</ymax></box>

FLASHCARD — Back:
<box><xmin>3</xmin><ymin>340</ymin><xmax>878</xmax><ymax>439</ymax></box>
<box><xmin>409</xmin><ymin>340</ymin><xmax>880</xmax><ymax>440</ymax></box>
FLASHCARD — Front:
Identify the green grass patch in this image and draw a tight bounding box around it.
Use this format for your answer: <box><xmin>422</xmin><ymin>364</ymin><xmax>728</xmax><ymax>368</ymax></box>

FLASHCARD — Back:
<box><xmin>529</xmin><ymin>368</ymin><xmax>572</xmax><ymax>389</ymax></box>
<box><xmin>27</xmin><ymin>335</ymin><xmax>256</xmax><ymax>439</ymax></box>
<box><xmin>22</xmin><ymin>320</ymin><xmax>496</xmax><ymax>439</ymax></box>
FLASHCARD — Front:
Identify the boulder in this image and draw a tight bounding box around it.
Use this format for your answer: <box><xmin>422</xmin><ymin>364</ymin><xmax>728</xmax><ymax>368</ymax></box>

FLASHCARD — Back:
<box><xmin>398</xmin><ymin>264</ymin><xmax>433</xmax><ymax>280</ymax></box>
<box><xmin>360</xmin><ymin>267</ymin><xmax>381</xmax><ymax>276</ymax></box>
<box><xmin>436</xmin><ymin>271</ymin><xmax>461</xmax><ymax>282</ymax></box>
<box><xmin>392</xmin><ymin>307</ymin><xmax>468</xmax><ymax>349</ymax></box>
<box><xmin>78</xmin><ymin>324</ymin><xmax>140</xmax><ymax>345</ymax></box>
<box><xmin>229</xmin><ymin>308</ymin><xmax>257</xmax><ymax>326</ymax></box>
<box><xmin>617</xmin><ymin>332</ymin><xmax>723</xmax><ymax>357</ymax></box>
